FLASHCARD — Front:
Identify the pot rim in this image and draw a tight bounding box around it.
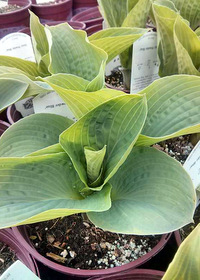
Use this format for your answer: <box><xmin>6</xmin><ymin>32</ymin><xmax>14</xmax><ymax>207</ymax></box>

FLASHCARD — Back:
<box><xmin>0</xmin><ymin>228</ymin><xmax>39</xmax><ymax>276</ymax></box>
<box><xmin>12</xmin><ymin>226</ymin><xmax>171</xmax><ymax>277</ymax></box>
<box><xmin>31</xmin><ymin>0</ymin><xmax>72</xmax><ymax>8</ymax></box>
<box><xmin>0</xmin><ymin>0</ymin><xmax>31</xmax><ymax>16</ymax></box>
<box><xmin>88</xmin><ymin>268</ymin><xmax>165</xmax><ymax>279</ymax></box>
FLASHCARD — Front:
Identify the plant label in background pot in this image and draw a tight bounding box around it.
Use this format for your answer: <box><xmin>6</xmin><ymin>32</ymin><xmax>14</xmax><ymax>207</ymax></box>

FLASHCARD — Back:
<box><xmin>105</xmin><ymin>55</ymin><xmax>121</xmax><ymax>76</ymax></box>
<box><xmin>0</xmin><ymin>32</ymin><xmax>35</xmax><ymax>117</ymax></box>
<box><xmin>33</xmin><ymin>91</ymin><xmax>77</xmax><ymax>121</ymax></box>
<box><xmin>184</xmin><ymin>141</ymin><xmax>200</xmax><ymax>203</ymax></box>
<box><xmin>0</xmin><ymin>0</ymin><xmax>7</xmax><ymax>8</ymax></box>
<box><xmin>0</xmin><ymin>260</ymin><xmax>40</xmax><ymax>280</ymax></box>
<box><xmin>130</xmin><ymin>32</ymin><xmax>159</xmax><ymax>94</ymax></box>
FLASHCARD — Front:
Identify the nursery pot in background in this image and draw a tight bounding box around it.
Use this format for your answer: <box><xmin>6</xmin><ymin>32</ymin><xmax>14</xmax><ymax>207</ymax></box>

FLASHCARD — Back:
<box><xmin>88</xmin><ymin>269</ymin><xmax>165</xmax><ymax>280</ymax></box>
<box><xmin>7</xmin><ymin>105</ymin><xmax>22</xmax><ymax>125</ymax></box>
<box><xmin>0</xmin><ymin>120</ymin><xmax>10</xmax><ymax>136</ymax></box>
<box><xmin>86</xmin><ymin>23</ymin><xmax>102</xmax><ymax>36</ymax></box>
<box><xmin>71</xmin><ymin>6</ymin><xmax>103</xmax><ymax>28</ymax></box>
<box><xmin>73</xmin><ymin>0</ymin><xmax>98</xmax><ymax>15</ymax></box>
<box><xmin>31</xmin><ymin>0</ymin><xmax>73</xmax><ymax>22</ymax></box>
<box><xmin>0</xmin><ymin>0</ymin><xmax>31</xmax><ymax>39</ymax></box>
<box><xmin>0</xmin><ymin>229</ymin><xmax>39</xmax><ymax>276</ymax></box>
<box><xmin>12</xmin><ymin>226</ymin><xmax>171</xmax><ymax>279</ymax></box>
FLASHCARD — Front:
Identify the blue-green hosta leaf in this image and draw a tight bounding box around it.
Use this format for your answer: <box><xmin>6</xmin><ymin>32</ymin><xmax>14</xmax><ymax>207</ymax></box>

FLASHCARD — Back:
<box><xmin>0</xmin><ymin>56</ymin><xmax>40</xmax><ymax>77</ymax></box>
<box><xmin>88</xmin><ymin>147</ymin><xmax>196</xmax><ymax>234</ymax></box>
<box><xmin>98</xmin><ymin>0</ymin><xmax>128</xmax><ymax>27</ymax></box>
<box><xmin>27</xmin><ymin>143</ymin><xmax>64</xmax><ymax>157</ymax></box>
<box><xmin>44</xmin><ymin>74</ymin><xmax>90</xmax><ymax>91</ymax></box>
<box><xmin>84</xmin><ymin>145</ymin><xmax>106</xmax><ymax>183</ymax></box>
<box><xmin>44</xmin><ymin>77</ymin><xmax>125</xmax><ymax>119</ymax></box>
<box><xmin>0</xmin><ymin>114</ymin><xmax>73</xmax><ymax>157</ymax></box>
<box><xmin>60</xmin><ymin>94</ymin><xmax>147</xmax><ymax>188</ymax></box>
<box><xmin>0</xmin><ymin>153</ymin><xmax>112</xmax><ymax>228</ymax></box>
<box><xmin>122</xmin><ymin>0</ymin><xmax>151</xmax><ymax>28</ymax></box>
<box><xmin>0</xmin><ymin>79</ymin><xmax>28</xmax><ymax>112</ymax></box>
<box><xmin>0</xmin><ymin>73</ymin><xmax>50</xmax><ymax>102</ymax></box>
<box><xmin>45</xmin><ymin>23</ymin><xmax>107</xmax><ymax>90</ymax></box>
<box><xmin>136</xmin><ymin>75</ymin><xmax>200</xmax><ymax>146</ymax></box>
<box><xmin>170</xmin><ymin>0</ymin><xmax>200</xmax><ymax>30</ymax></box>
<box><xmin>163</xmin><ymin>224</ymin><xmax>200</xmax><ymax>279</ymax></box>
<box><xmin>89</xmin><ymin>27</ymin><xmax>148</xmax><ymax>63</ymax></box>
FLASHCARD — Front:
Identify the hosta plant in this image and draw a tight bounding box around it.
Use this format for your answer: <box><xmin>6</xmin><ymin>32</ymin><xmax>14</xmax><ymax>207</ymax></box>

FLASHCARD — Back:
<box><xmin>97</xmin><ymin>0</ymin><xmax>200</xmax><ymax>88</ymax></box>
<box><xmin>163</xmin><ymin>224</ymin><xmax>200</xmax><ymax>280</ymax></box>
<box><xmin>0</xmin><ymin>74</ymin><xmax>199</xmax><ymax>235</ymax></box>
<box><xmin>0</xmin><ymin>12</ymin><xmax>147</xmax><ymax>114</ymax></box>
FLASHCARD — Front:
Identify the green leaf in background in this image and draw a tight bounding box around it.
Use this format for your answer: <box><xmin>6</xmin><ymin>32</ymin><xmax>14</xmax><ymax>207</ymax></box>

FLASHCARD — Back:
<box><xmin>122</xmin><ymin>0</ymin><xmax>151</xmax><ymax>28</ymax></box>
<box><xmin>0</xmin><ymin>79</ymin><xmax>28</xmax><ymax>112</ymax></box>
<box><xmin>88</xmin><ymin>147</ymin><xmax>196</xmax><ymax>234</ymax></box>
<box><xmin>170</xmin><ymin>0</ymin><xmax>200</xmax><ymax>30</ymax></box>
<box><xmin>153</xmin><ymin>3</ymin><xmax>179</xmax><ymax>75</ymax></box>
<box><xmin>163</xmin><ymin>224</ymin><xmax>200</xmax><ymax>279</ymax></box>
<box><xmin>98</xmin><ymin>0</ymin><xmax>128</xmax><ymax>27</ymax></box>
<box><xmin>44</xmin><ymin>76</ymin><xmax>125</xmax><ymax>119</ymax></box>
<box><xmin>173</xmin><ymin>16</ymin><xmax>200</xmax><ymax>75</ymax></box>
<box><xmin>0</xmin><ymin>153</ymin><xmax>112</xmax><ymax>228</ymax></box>
<box><xmin>195</xmin><ymin>27</ymin><xmax>200</xmax><ymax>37</ymax></box>
<box><xmin>60</xmin><ymin>94</ymin><xmax>147</xmax><ymax>188</ymax></box>
<box><xmin>0</xmin><ymin>114</ymin><xmax>73</xmax><ymax>157</ymax></box>
<box><xmin>29</xmin><ymin>11</ymin><xmax>49</xmax><ymax>66</ymax></box>
<box><xmin>0</xmin><ymin>56</ymin><xmax>40</xmax><ymax>77</ymax></box>
<box><xmin>45</xmin><ymin>23</ymin><xmax>107</xmax><ymax>90</ymax></box>
<box><xmin>89</xmin><ymin>27</ymin><xmax>148</xmax><ymax>63</ymax></box>
<box><xmin>153</xmin><ymin>3</ymin><xmax>200</xmax><ymax>76</ymax></box>
<box><xmin>136</xmin><ymin>75</ymin><xmax>200</xmax><ymax>146</ymax></box>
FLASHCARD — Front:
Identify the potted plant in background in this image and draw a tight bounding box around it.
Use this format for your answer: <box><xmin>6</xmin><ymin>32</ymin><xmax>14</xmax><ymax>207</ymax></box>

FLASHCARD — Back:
<box><xmin>97</xmin><ymin>0</ymin><xmax>200</xmax><ymax>91</ymax></box>
<box><xmin>0</xmin><ymin>11</ymin><xmax>148</xmax><ymax>123</ymax></box>
<box><xmin>0</xmin><ymin>228</ymin><xmax>39</xmax><ymax>276</ymax></box>
<box><xmin>0</xmin><ymin>0</ymin><xmax>31</xmax><ymax>39</ymax></box>
<box><xmin>31</xmin><ymin>0</ymin><xmax>73</xmax><ymax>23</ymax></box>
<box><xmin>0</xmin><ymin>72</ymin><xmax>199</xmax><ymax>277</ymax></box>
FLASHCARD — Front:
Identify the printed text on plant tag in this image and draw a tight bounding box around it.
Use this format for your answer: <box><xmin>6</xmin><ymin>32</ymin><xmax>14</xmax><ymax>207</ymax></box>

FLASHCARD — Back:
<box><xmin>130</xmin><ymin>32</ymin><xmax>159</xmax><ymax>93</ymax></box>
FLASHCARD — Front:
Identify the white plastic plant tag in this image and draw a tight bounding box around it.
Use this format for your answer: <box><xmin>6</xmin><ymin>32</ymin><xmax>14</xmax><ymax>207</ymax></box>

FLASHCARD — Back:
<box><xmin>33</xmin><ymin>91</ymin><xmax>77</xmax><ymax>121</ymax></box>
<box><xmin>0</xmin><ymin>33</ymin><xmax>35</xmax><ymax>62</ymax></box>
<box><xmin>184</xmin><ymin>141</ymin><xmax>200</xmax><ymax>190</ymax></box>
<box><xmin>130</xmin><ymin>32</ymin><xmax>159</xmax><ymax>94</ymax></box>
<box><xmin>105</xmin><ymin>56</ymin><xmax>121</xmax><ymax>76</ymax></box>
<box><xmin>0</xmin><ymin>0</ymin><xmax>7</xmax><ymax>8</ymax></box>
<box><xmin>15</xmin><ymin>97</ymin><xmax>34</xmax><ymax>117</ymax></box>
<box><xmin>0</xmin><ymin>260</ymin><xmax>40</xmax><ymax>280</ymax></box>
